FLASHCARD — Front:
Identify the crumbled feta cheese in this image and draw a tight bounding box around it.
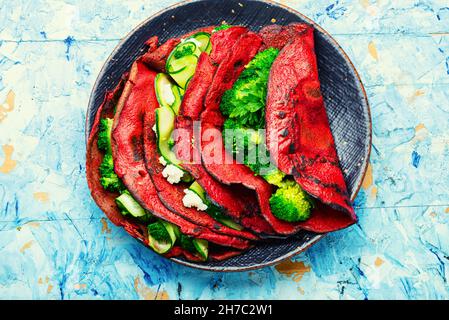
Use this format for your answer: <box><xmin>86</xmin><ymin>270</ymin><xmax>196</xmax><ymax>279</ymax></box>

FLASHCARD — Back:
<box><xmin>182</xmin><ymin>189</ymin><xmax>208</xmax><ymax>211</ymax></box>
<box><xmin>159</xmin><ymin>156</ymin><xmax>167</xmax><ymax>166</ymax></box>
<box><xmin>152</xmin><ymin>124</ymin><xmax>157</xmax><ymax>133</ymax></box>
<box><xmin>162</xmin><ymin>164</ymin><xmax>184</xmax><ymax>184</ymax></box>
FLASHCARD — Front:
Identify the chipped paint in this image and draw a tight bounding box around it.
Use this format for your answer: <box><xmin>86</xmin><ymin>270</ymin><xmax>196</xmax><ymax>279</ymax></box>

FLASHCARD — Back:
<box><xmin>362</xmin><ymin>162</ymin><xmax>373</xmax><ymax>189</ymax></box>
<box><xmin>19</xmin><ymin>241</ymin><xmax>34</xmax><ymax>253</ymax></box>
<box><xmin>275</xmin><ymin>260</ymin><xmax>311</xmax><ymax>282</ymax></box>
<box><xmin>374</xmin><ymin>257</ymin><xmax>384</xmax><ymax>267</ymax></box>
<box><xmin>33</xmin><ymin>192</ymin><xmax>49</xmax><ymax>202</ymax></box>
<box><xmin>134</xmin><ymin>277</ymin><xmax>169</xmax><ymax>300</ymax></box>
<box><xmin>0</xmin><ymin>90</ymin><xmax>15</xmax><ymax>123</ymax></box>
<box><xmin>100</xmin><ymin>217</ymin><xmax>111</xmax><ymax>234</ymax></box>
<box><xmin>0</xmin><ymin>145</ymin><xmax>17</xmax><ymax>174</ymax></box>
<box><xmin>368</xmin><ymin>41</ymin><xmax>379</xmax><ymax>60</ymax></box>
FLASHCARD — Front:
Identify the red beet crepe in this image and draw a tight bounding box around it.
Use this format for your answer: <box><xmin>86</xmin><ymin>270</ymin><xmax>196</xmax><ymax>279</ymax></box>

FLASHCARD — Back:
<box><xmin>265</xmin><ymin>24</ymin><xmax>356</xmax><ymax>231</ymax></box>
<box><xmin>86</xmin><ymin>77</ymin><xmax>148</xmax><ymax>243</ymax></box>
<box><xmin>111</xmin><ymin>60</ymin><xmax>251</xmax><ymax>250</ymax></box>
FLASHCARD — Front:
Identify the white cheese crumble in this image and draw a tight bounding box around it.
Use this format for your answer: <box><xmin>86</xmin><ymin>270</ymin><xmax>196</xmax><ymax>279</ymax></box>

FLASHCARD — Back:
<box><xmin>152</xmin><ymin>124</ymin><xmax>157</xmax><ymax>133</ymax></box>
<box><xmin>182</xmin><ymin>189</ymin><xmax>208</xmax><ymax>211</ymax></box>
<box><xmin>161</xmin><ymin>164</ymin><xmax>184</xmax><ymax>184</ymax></box>
<box><xmin>159</xmin><ymin>156</ymin><xmax>167</xmax><ymax>166</ymax></box>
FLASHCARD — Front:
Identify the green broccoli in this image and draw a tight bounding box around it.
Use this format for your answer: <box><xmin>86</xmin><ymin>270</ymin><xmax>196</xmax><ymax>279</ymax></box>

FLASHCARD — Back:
<box><xmin>179</xmin><ymin>234</ymin><xmax>196</xmax><ymax>253</ymax></box>
<box><xmin>213</xmin><ymin>24</ymin><xmax>233</xmax><ymax>33</ymax></box>
<box><xmin>269</xmin><ymin>181</ymin><xmax>313</xmax><ymax>222</ymax></box>
<box><xmin>99</xmin><ymin>153</ymin><xmax>125</xmax><ymax>193</ymax></box>
<box><xmin>220</xmin><ymin>48</ymin><xmax>279</xmax><ymax>129</ymax></box>
<box><xmin>263</xmin><ymin>169</ymin><xmax>286</xmax><ymax>187</ymax></box>
<box><xmin>97</xmin><ymin>117</ymin><xmax>125</xmax><ymax>192</ymax></box>
<box><xmin>220</xmin><ymin>48</ymin><xmax>279</xmax><ymax>175</ymax></box>
<box><xmin>148</xmin><ymin>221</ymin><xmax>171</xmax><ymax>242</ymax></box>
<box><xmin>97</xmin><ymin>118</ymin><xmax>114</xmax><ymax>153</ymax></box>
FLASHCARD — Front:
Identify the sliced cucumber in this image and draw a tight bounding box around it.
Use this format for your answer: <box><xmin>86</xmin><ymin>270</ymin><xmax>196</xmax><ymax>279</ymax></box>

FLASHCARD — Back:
<box><xmin>160</xmin><ymin>220</ymin><xmax>178</xmax><ymax>245</ymax></box>
<box><xmin>148</xmin><ymin>235</ymin><xmax>172</xmax><ymax>254</ymax></box>
<box><xmin>189</xmin><ymin>181</ymin><xmax>244</xmax><ymax>230</ymax></box>
<box><xmin>115</xmin><ymin>192</ymin><xmax>146</xmax><ymax>218</ymax></box>
<box><xmin>216</xmin><ymin>217</ymin><xmax>244</xmax><ymax>231</ymax></box>
<box><xmin>155</xmin><ymin>106</ymin><xmax>180</xmax><ymax>166</ymax></box>
<box><xmin>190</xmin><ymin>32</ymin><xmax>211</xmax><ymax>54</ymax></box>
<box><xmin>155</xmin><ymin>73</ymin><xmax>183</xmax><ymax>115</ymax></box>
<box><xmin>155</xmin><ymin>73</ymin><xmax>176</xmax><ymax>108</ymax></box>
<box><xmin>166</xmin><ymin>54</ymin><xmax>198</xmax><ymax>89</ymax></box>
<box><xmin>166</xmin><ymin>32</ymin><xmax>212</xmax><ymax>89</ymax></box>
<box><xmin>188</xmin><ymin>181</ymin><xmax>206</xmax><ymax>202</ymax></box>
<box><xmin>171</xmin><ymin>85</ymin><xmax>183</xmax><ymax>115</ymax></box>
<box><xmin>148</xmin><ymin>220</ymin><xmax>175</xmax><ymax>254</ymax></box>
<box><xmin>172</xmin><ymin>41</ymin><xmax>197</xmax><ymax>60</ymax></box>
<box><xmin>193</xmin><ymin>239</ymin><xmax>208</xmax><ymax>261</ymax></box>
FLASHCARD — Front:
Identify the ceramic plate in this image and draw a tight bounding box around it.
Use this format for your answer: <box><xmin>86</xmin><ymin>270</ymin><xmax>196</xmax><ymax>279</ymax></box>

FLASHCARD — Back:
<box><xmin>86</xmin><ymin>0</ymin><xmax>371</xmax><ymax>271</ymax></box>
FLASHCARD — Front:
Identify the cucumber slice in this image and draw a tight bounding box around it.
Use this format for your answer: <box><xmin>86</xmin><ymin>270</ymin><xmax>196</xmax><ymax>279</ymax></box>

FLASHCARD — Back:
<box><xmin>160</xmin><ymin>220</ymin><xmax>178</xmax><ymax>245</ymax></box>
<box><xmin>170</xmin><ymin>85</ymin><xmax>183</xmax><ymax>115</ymax></box>
<box><xmin>172</xmin><ymin>41</ymin><xmax>197</xmax><ymax>60</ymax></box>
<box><xmin>148</xmin><ymin>221</ymin><xmax>175</xmax><ymax>254</ymax></box>
<box><xmin>155</xmin><ymin>73</ymin><xmax>176</xmax><ymax>109</ymax></box>
<box><xmin>166</xmin><ymin>55</ymin><xmax>198</xmax><ymax>89</ymax></box>
<box><xmin>155</xmin><ymin>106</ymin><xmax>180</xmax><ymax>166</ymax></box>
<box><xmin>216</xmin><ymin>217</ymin><xmax>244</xmax><ymax>231</ymax></box>
<box><xmin>190</xmin><ymin>32</ymin><xmax>211</xmax><ymax>53</ymax></box>
<box><xmin>193</xmin><ymin>239</ymin><xmax>208</xmax><ymax>261</ymax></box>
<box><xmin>155</xmin><ymin>73</ymin><xmax>183</xmax><ymax>115</ymax></box>
<box><xmin>115</xmin><ymin>192</ymin><xmax>146</xmax><ymax>218</ymax></box>
<box><xmin>188</xmin><ymin>181</ymin><xmax>206</xmax><ymax>202</ymax></box>
<box><xmin>166</xmin><ymin>32</ymin><xmax>211</xmax><ymax>89</ymax></box>
<box><xmin>188</xmin><ymin>181</ymin><xmax>243</xmax><ymax>230</ymax></box>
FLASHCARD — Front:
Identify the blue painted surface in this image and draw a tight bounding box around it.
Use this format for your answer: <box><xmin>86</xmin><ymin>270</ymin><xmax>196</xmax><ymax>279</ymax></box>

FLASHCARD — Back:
<box><xmin>0</xmin><ymin>0</ymin><xmax>448</xmax><ymax>299</ymax></box>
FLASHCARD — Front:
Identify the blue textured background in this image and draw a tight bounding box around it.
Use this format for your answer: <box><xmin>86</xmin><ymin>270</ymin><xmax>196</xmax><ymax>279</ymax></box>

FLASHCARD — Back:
<box><xmin>0</xmin><ymin>0</ymin><xmax>448</xmax><ymax>299</ymax></box>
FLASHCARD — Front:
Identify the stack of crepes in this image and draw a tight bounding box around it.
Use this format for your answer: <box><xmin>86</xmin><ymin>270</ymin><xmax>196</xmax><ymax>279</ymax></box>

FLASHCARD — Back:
<box><xmin>86</xmin><ymin>24</ymin><xmax>357</xmax><ymax>262</ymax></box>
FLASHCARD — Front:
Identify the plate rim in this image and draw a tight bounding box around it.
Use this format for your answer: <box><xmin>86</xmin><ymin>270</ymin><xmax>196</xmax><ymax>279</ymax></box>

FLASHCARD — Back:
<box><xmin>86</xmin><ymin>0</ymin><xmax>372</xmax><ymax>272</ymax></box>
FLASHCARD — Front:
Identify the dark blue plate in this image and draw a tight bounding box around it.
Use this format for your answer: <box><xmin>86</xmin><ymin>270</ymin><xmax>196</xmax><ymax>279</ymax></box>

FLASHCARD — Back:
<box><xmin>86</xmin><ymin>0</ymin><xmax>371</xmax><ymax>271</ymax></box>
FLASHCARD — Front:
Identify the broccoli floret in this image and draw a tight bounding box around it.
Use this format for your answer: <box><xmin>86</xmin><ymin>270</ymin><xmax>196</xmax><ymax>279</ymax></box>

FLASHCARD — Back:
<box><xmin>245</xmin><ymin>47</ymin><xmax>280</xmax><ymax>72</ymax></box>
<box><xmin>220</xmin><ymin>48</ymin><xmax>279</xmax><ymax>174</ymax></box>
<box><xmin>97</xmin><ymin>118</ymin><xmax>114</xmax><ymax>153</ymax></box>
<box><xmin>148</xmin><ymin>221</ymin><xmax>171</xmax><ymax>242</ymax></box>
<box><xmin>220</xmin><ymin>48</ymin><xmax>279</xmax><ymax>128</ymax></box>
<box><xmin>263</xmin><ymin>169</ymin><xmax>286</xmax><ymax>187</ymax></box>
<box><xmin>99</xmin><ymin>153</ymin><xmax>125</xmax><ymax>193</ymax></box>
<box><xmin>97</xmin><ymin>117</ymin><xmax>125</xmax><ymax>192</ymax></box>
<box><xmin>179</xmin><ymin>234</ymin><xmax>196</xmax><ymax>253</ymax></box>
<box><xmin>269</xmin><ymin>181</ymin><xmax>313</xmax><ymax>222</ymax></box>
<box><xmin>213</xmin><ymin>24</ymin><xmax>233</xmax><ymax>33</ymax></box>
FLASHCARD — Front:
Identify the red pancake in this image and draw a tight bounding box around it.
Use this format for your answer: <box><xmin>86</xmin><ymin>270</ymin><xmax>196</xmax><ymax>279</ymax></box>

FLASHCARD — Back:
<box><xmin>265</xmin><ymin>25</ymin><xmax>356</xmax><ymax>232</ymax></box>
<box><xmin>111</xmin><ymin>60</ymin><xmax>251</xmax><ymax>250</ymax></box>
<box><xmin>259</xmin><ymin>23</ymin><xmax>309</xmax><ymax>51</ymax></box>
<box><xmin>86</xmin><ymin>77</ymin><xmax>147</xmax><ymax>243</ymax></box>
<box><xmin>210</xmin><ymin>26</ymin><xmax>248</xmax><ymax>64</ymax></box>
